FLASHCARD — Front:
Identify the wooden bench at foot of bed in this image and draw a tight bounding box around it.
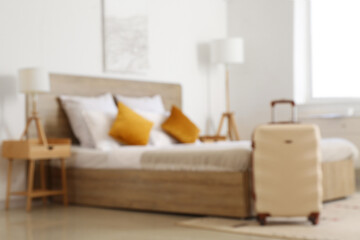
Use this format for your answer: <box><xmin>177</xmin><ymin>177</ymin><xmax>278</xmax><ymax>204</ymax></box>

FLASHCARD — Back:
<box><xmin>49</xmin><ymin>158</ymin><xmax>355</xmax><ymax>218</ymax></box>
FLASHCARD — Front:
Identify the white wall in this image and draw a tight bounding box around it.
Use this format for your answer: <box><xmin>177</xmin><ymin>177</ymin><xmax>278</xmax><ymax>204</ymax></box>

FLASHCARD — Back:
<box><xmin>227</xmin><ymin>0</ymin><xmax>294</xmax><ymax>139</ymax></box>
<box><xmin>0</xmin><ymin>0</ymin><xmax>227</xmax><ymax>203</ymax></box>
<box><xmin>227</xmin><ymin>0</ymin><xmax>360</xmax><ymax>170</ymax></box>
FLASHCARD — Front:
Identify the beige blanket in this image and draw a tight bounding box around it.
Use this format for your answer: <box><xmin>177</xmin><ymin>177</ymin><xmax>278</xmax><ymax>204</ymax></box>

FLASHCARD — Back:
<box><xmin>140</xmin><ymin>147</ymin><xmax>251</xmax><ymax>172</ymax></box>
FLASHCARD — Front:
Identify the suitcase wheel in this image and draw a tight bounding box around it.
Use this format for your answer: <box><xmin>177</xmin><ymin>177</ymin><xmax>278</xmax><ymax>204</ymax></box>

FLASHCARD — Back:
<box><xmin>308</xmin><ymin>212</ymin><xmax>320</xmax><ymax>225</ymax></box>
<box><xmin>257</xmin><ymin>214</ymin><xmax>269</xmax><ymax>226</ymax></box>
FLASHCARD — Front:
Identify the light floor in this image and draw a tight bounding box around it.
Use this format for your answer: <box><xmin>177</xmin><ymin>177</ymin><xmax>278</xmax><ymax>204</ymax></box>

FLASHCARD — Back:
<box><xmin>1</xmin><ymin>172</ymin><xmax>359</xmax><ymax>240</ymax></box>
<box><xmin>0</xmin><ymin>205</ymin><xmax>274</xmax><ymax>240</ymax></box>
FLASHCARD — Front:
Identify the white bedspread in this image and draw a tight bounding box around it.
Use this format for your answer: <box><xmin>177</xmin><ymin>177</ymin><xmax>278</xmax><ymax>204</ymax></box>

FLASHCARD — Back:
<box><xmin>57</xmin><ymin>138</ymin><xmax>359</xmax><ymax>171</ymax></box>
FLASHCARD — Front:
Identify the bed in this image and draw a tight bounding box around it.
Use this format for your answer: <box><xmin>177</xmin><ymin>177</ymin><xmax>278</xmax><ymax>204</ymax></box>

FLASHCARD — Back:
<box><xmin>31</xmin><ymin>74</ymin><xmax>357</xmax><ymax>218</ymax></box>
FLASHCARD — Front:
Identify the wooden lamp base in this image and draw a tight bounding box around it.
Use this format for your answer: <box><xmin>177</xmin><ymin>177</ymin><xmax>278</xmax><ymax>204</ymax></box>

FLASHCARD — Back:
<box><xmin>21</xmin><ymin>93</ymin><xmax>48</xmax><ymax>145</ymax></box>
<box><xmin>216</xmin><ymin>112</ymin><xmax>240</xmax><ymax>141</ymax></box>
<box><xmin>20</xmin><ymin>113</ymin><xmax>48</xmax><ymax>146</ymax></box>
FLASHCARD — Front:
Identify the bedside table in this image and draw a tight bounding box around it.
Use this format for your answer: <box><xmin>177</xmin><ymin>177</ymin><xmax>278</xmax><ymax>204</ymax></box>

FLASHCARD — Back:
<box><xmin>2</xmin><ymin>138</ymin><xmax>71</xmax><ymax>211</ymax></box>
<box><xmin>199</xmin><ymin>135</ymin><xmax>227</xmax><ymax>143</ymax></box>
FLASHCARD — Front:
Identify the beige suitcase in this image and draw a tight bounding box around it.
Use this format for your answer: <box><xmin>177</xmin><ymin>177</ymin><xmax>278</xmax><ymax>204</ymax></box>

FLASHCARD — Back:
<box><xmin>252</xmin><ymin>100</ymin><xmax>323</xmax><ymax>225</ymax></box>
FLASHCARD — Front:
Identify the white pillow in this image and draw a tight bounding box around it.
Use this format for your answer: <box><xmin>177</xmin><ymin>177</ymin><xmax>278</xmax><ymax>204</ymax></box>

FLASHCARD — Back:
<box><xmin>150</xmin><ymin>130</ymin><xmax>177</xmax><ymax>146</ymax></box>
<box><xmin>115</xmin><ymin>94</ymin><xmax>165</xmax><ymax>113</ymax></box>
<box><xmin>59</xmin><ymin>93</ymin><xmax>117</xmax><ymax>148</ymax></box>
<box><xmin>134</xmin><ymin>109</ymin><xmax>177</xmax><ymax>146</ymax></box>
<box><xmin>134</xmin><ymin>109</ymin><xmax>168</xmax><ymax>129</ymax></box>
<box><xmin>82</xmin><ymin>110</ymin><xmax>120</xmax><ymax>150</ymax></box>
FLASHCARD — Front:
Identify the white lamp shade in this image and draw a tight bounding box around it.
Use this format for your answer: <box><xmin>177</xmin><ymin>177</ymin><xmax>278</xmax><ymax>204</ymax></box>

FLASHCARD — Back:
<box><xmin>211</xmin><ymin>38</ymin><xmax>244</xmax><ymax>64</ymax></box>
<box><xmin>19</xmin><ymin>68</ymin><xmax>50</xmax><ymax>93</ymax></box>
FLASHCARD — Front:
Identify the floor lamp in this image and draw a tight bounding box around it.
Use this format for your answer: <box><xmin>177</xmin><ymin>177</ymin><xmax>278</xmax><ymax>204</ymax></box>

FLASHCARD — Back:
<box><xmin>19</xmin><ymin>68</ymin><xmax>50</xmax><ymax>145</ymax></box>
<box><xmin>211</xmin><ymin>38</ymin><xmax>244</xmax><ymax>141</ymax></box>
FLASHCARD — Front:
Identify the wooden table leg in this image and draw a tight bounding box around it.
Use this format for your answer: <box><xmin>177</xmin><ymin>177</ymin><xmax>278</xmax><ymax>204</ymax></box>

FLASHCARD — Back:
<box><xmin>40</xmin><ymin>161</ymin><xmax>47</xmax><ymax>205</ymax></box>
<box><xmin>26</xmin><ymin>160</ymin><xmax>35</xmax><ymax>212</ymax></box>
<box><xmin>60</xmin><ymin>158</ymin><xmax>68</xmax><ymax>206</ymax></box>
<box><xmin>5</xmin><ymin>159</ymin><xmax>13</xmax><ymax>210</ymax></box>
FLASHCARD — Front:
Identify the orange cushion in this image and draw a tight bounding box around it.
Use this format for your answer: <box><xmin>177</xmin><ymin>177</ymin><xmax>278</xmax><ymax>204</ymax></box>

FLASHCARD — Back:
<box><xmin>161</xmin><ymin>106</ymin><xmax>200</xmax><ymax>143</ymax></box>
<box><xmin>109</xmin><ymin>103</ymin><xmax>153</xmax><ymax>145</ymax></box>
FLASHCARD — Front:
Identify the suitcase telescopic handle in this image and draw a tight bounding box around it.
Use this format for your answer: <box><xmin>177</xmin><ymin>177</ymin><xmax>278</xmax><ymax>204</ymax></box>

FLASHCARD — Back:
<box><xmin>271</xmin><ymin>99</ymin><xmax>295</xmax><ymax>107</ymax></box>
<box><xmin>270</xmin><ymin>99</ymin><xmax>297</xmax><ymax>123</ymax></box>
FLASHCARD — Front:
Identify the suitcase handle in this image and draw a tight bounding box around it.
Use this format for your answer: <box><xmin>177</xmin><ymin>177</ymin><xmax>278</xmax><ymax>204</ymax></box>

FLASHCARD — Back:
<box><xmin>270</xmin><ymin>99</ymin><xmax>297</xmax><ymax>123</ymax></box>
<box><xmin>271</xmin><ymin>99</ymin><xmax>295</xmax><ymax>107</ymax></box>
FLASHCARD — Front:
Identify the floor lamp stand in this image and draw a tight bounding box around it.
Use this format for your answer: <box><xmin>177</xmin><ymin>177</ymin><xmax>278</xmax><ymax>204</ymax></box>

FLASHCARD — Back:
<box><xmin>216</xmin><ymin>65</ymin><xmax>240</xmax><ymax>141</ymax></box>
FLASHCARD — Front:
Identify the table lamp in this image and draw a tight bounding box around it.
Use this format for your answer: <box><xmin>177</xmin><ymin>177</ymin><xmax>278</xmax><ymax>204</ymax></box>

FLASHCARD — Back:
<box><xmin>19</xmin><ymin>68</ymin><xmax>50</xmax><ymax>145</ymax></box>
<box><xmin>211</xmin><ymin>38</ymin><xmax>244</xmax><ymax>140</ymax></box>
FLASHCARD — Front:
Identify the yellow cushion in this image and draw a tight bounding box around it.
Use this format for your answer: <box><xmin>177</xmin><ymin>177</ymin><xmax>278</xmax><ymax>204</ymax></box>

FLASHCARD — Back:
<box><xmin>161</xmin><ymin>106</ymin><xmax>200</xmax><ymax>143</ymax></box>
<box><xmin>109</xmin><ymin>103</ymin><xmax>153</xmax><ymax>145</ymax></box>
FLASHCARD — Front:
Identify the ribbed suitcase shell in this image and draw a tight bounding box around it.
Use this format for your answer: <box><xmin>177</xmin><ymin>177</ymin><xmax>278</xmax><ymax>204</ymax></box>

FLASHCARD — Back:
<box><xmin>253</xmin><ymin>122</ymin><xmax>323</xmax><ymax>220</ymax></box>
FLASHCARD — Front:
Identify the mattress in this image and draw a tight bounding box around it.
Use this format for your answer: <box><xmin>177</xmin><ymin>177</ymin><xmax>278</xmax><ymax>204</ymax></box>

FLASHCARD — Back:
<box><xmin>53</xmin><ymin>138</ymin><xmax>359</xmax><ymax>171</ymax></box>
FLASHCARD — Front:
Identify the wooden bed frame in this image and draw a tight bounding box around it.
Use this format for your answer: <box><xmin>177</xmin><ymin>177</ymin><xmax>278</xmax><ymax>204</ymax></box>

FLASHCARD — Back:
<box><xmin>32</xmin><ymin>74</ymin><xmax>355</xmax><ymax>218</ymax></box>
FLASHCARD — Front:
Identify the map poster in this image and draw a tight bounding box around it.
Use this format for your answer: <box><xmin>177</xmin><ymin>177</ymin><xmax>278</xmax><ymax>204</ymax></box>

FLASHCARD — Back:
<box><xmin>103</xmin><ymin>0</ymin><xmax>149</xmax><ymax>74</ymax></box>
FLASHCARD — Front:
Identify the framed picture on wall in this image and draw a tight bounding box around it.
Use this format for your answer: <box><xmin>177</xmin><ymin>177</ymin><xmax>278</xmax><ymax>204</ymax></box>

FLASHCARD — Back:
<box><xmin>102</xmin><ymin>0</ymin><xmax>149</xmax><ymax>74</ymax></box>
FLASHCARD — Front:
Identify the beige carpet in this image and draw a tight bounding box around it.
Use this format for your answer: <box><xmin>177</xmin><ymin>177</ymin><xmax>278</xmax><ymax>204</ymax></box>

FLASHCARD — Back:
<box><xmin>179</xmin><ymin>194</ymin><xmax>360</xmax><ymax>240</ymax></box>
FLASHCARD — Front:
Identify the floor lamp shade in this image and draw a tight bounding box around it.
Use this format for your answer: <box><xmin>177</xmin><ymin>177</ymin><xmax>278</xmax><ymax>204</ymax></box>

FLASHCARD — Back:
<box><xmin>19</xmin><ymin>68</ymin><xmax>50</xmax><ymax>93</ymax></box>
<box><xmin>211</xmin><ymin>38</ymin><xmax>244</xmax><ymax>64</ymax></box>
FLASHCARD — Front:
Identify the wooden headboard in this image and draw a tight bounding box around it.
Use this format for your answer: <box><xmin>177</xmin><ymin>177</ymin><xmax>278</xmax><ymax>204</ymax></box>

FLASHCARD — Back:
<box><xmin>28</xmin><ymin>74</ymin><xmax>182</xmax><ymax>144</ymax></box>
